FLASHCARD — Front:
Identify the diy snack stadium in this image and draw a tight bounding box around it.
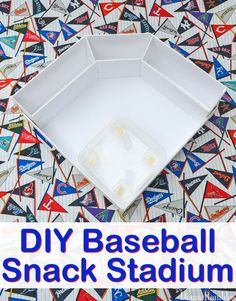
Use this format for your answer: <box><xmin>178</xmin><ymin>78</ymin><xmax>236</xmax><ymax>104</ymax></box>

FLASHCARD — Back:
<box><xmin>12</xmin><ymin>33</ymin><xmax>226</xmax><ymax>210</ymax></box>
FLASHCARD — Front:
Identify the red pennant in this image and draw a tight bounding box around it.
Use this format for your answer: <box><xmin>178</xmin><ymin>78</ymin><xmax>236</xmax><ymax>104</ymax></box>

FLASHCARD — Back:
<box><xmin>0</xmin><ymin>191</ymin><xmax>8</xmax><ymax>198</ymax></box>
<box><xmin>228</xmin><ymin>129</ymin><xmax>236</xmax><ymax>145</ymax></box>
<box><xmin>23</xmin><ymin>29</ymin><xmax>45</xmax><ymax>43</ymax></box>
<box><xmin>0</xmin><ymin>78</ymin><xmax>14</xmax><ymax>90</ymax></box>
<box><xmin>212</xmin><ymin>24</ymin><xmax>235</xmax><ymax>38</ymax></box>
<box><xmin>150</xmin><ymin>3</ymin><xmax>173</xmax><ymax>17</ymax></box>
<box><xmin>18</xmin><ymin>129</ymin><xmax>42</xmax><ymax>144</ymax></box>
<box><xmin>76</xmin><ymin>289</ymin><xmax>97</xmax><ymax>301</ymax></box>
<box><xmin>38</xmin><ymin>193</ymin><xmax>67</xmax><ymax>213</ymax></box>
<box><xmin>100</xmin><ymin>2</ymin><xmax>123</xmax><ymax>17</ymax></box>
<box><xmin>204</xmin><ymin>181</ymin><xmax>231</xmax><ymax>199</ymax></box>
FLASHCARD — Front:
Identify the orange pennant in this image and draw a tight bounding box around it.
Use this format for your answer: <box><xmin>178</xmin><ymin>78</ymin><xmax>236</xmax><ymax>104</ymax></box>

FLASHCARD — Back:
<box><xmin>212</xmin><ymin>24</ymin><xmax>235</xmax><ymax>38</ymax></box>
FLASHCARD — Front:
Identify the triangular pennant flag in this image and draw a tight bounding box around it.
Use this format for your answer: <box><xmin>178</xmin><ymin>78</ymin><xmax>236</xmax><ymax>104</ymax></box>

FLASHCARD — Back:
<box><xmin>17</xmin><ymin>159</ymin><xmax>44</xmax><ymax>175</ymax></box>
<box><xmin>8</xmin><ymin>22</ymin><xmax>29</xmax><ymax>34</ymax></box>
<box><xmin>162</xmin><ymin>0</ymin><xmax>185</xmax><ymax>5</ymax></box>
<box><xmin>52</xmin><ymin>213</ymin><xmax>64</xmax><ymax>222</ymax></box>
<box><xmin>204</xmin><ymin>181</ymin><xmax>231</xmax><ymax>198</ymax></box>
<box><xmin>156</xmin><ymin>199</ymin><xmax>184</xmax><ymax>217</ymax></box>
<box><xmin>5</xmin><ymin>288</ymin><xmax>37</xmax><ymax>298</ymax></box>
<box><xmin>1</xmin><ymin>61</ymin><xmax>21</xmax><ymax>76</ymax></box>
<box><xmin>95</xmin><ymin>22</ymin><xmax>118</xmax><ymax>34</ymax></box>
<box><xmin>189</xmin><ymin>11</ymin><xmax>213</xmax><ymax>26</ymax></box>
<box><xmin>112</xmin><ymin>289</ymin><xmax>129</xmax><ymax>301</ymax></box>
<box><xmin>53</xmin><ymin>179</ymin><xmax>77</xmax><ymax>196</ymax></box>
<box><xmin>119</xmin><ymin>7</ymin><xmax>140</xmax><ymax>21</ymax></box>
<box><xmin>202</xmin><ymin>289</ymin><xmax>224</xmax><ymax>301</ymax></box>
<box><xmin>0</xmin><ymin>78</ymin><xmax>14</xmax><ymax>90</ymax></box>
<box><xmin>221</xmin><ymin>81</ymin><xmax>236</xmax><ymax>92</ymax></box>
<box><xmin>205</xmin><ymin>205</ymin><xmax>235</xmax><ymax>221</ymax></box>
<box><xmin>143</xmin><ymin>190</ymin><xmax>172</xmax><ymax>208</ymax></box>
<box><xmin>27</xmin><ymin>167</ymin><xmax>54</xmax><ymax>184</ymax></box>
<box><xmin>35</xmin><ymin>17</ymin><xmax>58</xmax><ymax>30</ymax></box>
<box><xmin>209</xmin><ymin>114</ymin><xmax>228</xmax><ymax>131</ymax></box>
<box><xmin>10</xmin><ymin>82</ymin><xmax>21</xmax><ymax>95</ymax></box>
<box><xmin>168</xmin><ymin>289</ymin><xmax>187</xmax><ymax>300</ymax></box>
<box><xmin>179</xmin><ymin>32</ymin><xmax>202</xmax><ymax>46</ymax></box>
<box><xmin>73</xmin><ymin>174</ymin><xmax>90</xmax><ymax>190</ymax></box>
<box><xmin>26</xmin><ymin>206</ymin><xmax>37</xmax><ymax>222</ymax></box>
<box><xmin>233</xmin><ymin>166</ymin><xmax>236</xmax><ymax>185</ymax></box>
<box><xmin>126</xmin><ymin>0</ymin><xmax>146</xmax><ymax>7</ymax></box>
<box><xmin>167</xmin><ymin>159</ymin><xmax>184</xmax><ymax>177</ymax></box>
<box><xmin>0</xmin><ymin>45</ymin><xmax>10</xmax><ymax>62</ymax></box>
<box><xmin>38</xmin><ymin>193</ymin><xmax>67</xmax><ymax>213</ymax></box>
<box><xmin>0</xmin><ymin>166</ymin><xmax>14</xmax><ymax>186</ymax></box>
<box><xmin>68</xmin><ymin>12</ymin><xmax>90</xmax><ymax>25</ymax></box>
<box><xmin>67</xmin><ymin>0</ymin><xmax>83</xmax><ymax>13</ymax></box>
<box><xmin>18</xmin><ymin>71</ymin><xmax>39</xmax><ymax>83</ymax></box>
<box><xmin>186</xmin><ymin>211</ymin><xmax>209</xmax><ymax>222</ymax></box>
<box><xmin>1</xmin><ymin>197</ymin><xmax>26</xmax><ymax>217</ymax></box>
<box><xmin>51</xmin><ymin>149</ymin><xmax>65</xmax><ymax>165</ymax></box>
<box><xmin>69</xmin><ymin>189</ymin><xmax>97</xmax><ymax>207</ymax></box>
<box><xmin>0</xmin><ymin>136</ymin><xmax>12</xmax><ymax>151</ymax></box>
<box><xmin>212</xmin><ymin>24</ymin><xmax>235</xmax><ymax>38</ymax></box>
<box><xmin>75</xmin><ymin>212</ymin><xmax>89</xmax><ymax>222</ymax></box>
<box><xmin>221</xmin><ymin>91</ymin><xmax>236</xmax><ymax>106</ymax></box>
<box><xmin>169</xmin><ymin>41</ymin><xmax>189</xmax><ymax>57</ymax></box>
<box><xmin>0</xmin><ymin>21</ymin><xmax>6</xmax><ymax>34</ymax></box>
<box><xmin>0</xmin><ymin>1</ymin><xmax>11</xmax><ymax>14</ymax></box>
<box><xmin>183</xmin><ymin>148</ymin><xmax>205</xmax><ymax>172</ymax></box>
<box><xmin>180</xmin><ymin>175</ymin><xmax>207</xmax><ymax>196</ymax></box>
<box><xmin>177</xmin><ymin>16</ymin><xmax>194</xmax><ymax>34</ymax></box>
<box><xmin>53</xmin><ymin>42</ymin><xmax>75</xmax><ymax>56</ymax></box>
<box><xmin>0</xmin><ymin>36</ymin><xmax>18</xmax><ymax>49</ymax></box>
<box><xmin>18</xmin><ymin>129</ymin><xmax>42</xmax><ymax>144</ymax></box>
<box><xmin>1</xmin><ymin>120</ymin><xmax>24</xmax><ymax>134</ymax></box>
<box><xmin>216</xmin><ymin>5</ymin><xmax>236</xmax><ymax>23</ymax></box>
<box><xmin>85</xmin><ymin>207</ymin><xmax>115</xmax><ymax>222</ymax></box>
<box><xmin>51</xmin><ymin>288</ymin><xmax>73</xmax><ymax>301</ymax></box>
<box><xmin>39</xmin><ymin>30</ymin><xmax>59</xmax><ymax>44</ymax></box>
<box><xmin>129</xmin><ymin>289</ymin><xmax>157</xmax><ymax>301</ymax></box>
<box><xmin>226</xmin><ymin>154</ymin><xmax>236</xmax><ymax>163</ymax></box>
<box><xmin>204</xmin><ymin>0</ymin><xmax>228</xmax><ymax>11</ymax></box>
<box><xmin>11</xmin><ymin>181</ymin><xmax>35</xmax><ymax>199</ymax></box>
<box><xmin>158</xmin><ymin>19</ymin><xmax>181</xmax><ymax>37</ymax></box>
<box><xmin>23</xmin><ymin>54</ymin><xmax>46</xmax><ymax>68</ymax></box>
<box><xmin>100</xmin><ymin>2</ymin><xmax>124</xmax><ymax>17</ymax></box>
<box><xmin>122</xmin><ymin>198</ymin><xmax>141</xmax><ymax>221</ymax></box>
<box><xmin>32</xmin><ymin>0</ymin><xmax>46</xmax><ymax>15</ymax></box>
<box><xmin>76</xmin><ymin>289</ymin><xmax>97</xmax><ymax>301</ymax></box>
<box><xmin>104</xmin><ymin>197</ymin><xmax>112</xmax><ymax>208</ymax></box>
<box><xmin>206</xmin><ymin>168</ymin><xmax>233</xmax><ymax>189</ymax></box>
<box><xmin>119</xmin><ymin>23</ymin><xmax>137</xmax><ymax>34</ymax></box>
<box><xmin>95</xmin><ymin>289</ymin><xmax>107</xmax><ymax>299</ymax></box>
<box><xmin>190</xmin><ymin>58</ymin><xmax>213</xmax><ymax>73</ymax></box>
<box><xmin>51</xmin><ymin>0</ymin><xmax>69</xmax><ymax>15</ymax></box>
<box><xmin>140</xmin><ymin>13</ymin><xmax>155</xmax><ymax>33</ymax></box>
<box><xmin>15</xmin><ymin>143</ymin><xmax>41</xmax><ymax>159</ymax></box>
<box><xmin>148</xmin><ymin>213</ymin><xmax>166</xmax><ymax>222</ymax></box>
<box><xmin>11</xmin><ymin>2</ymin><xmax>29</xmax><ymax>16</ymax></box>
<box><xmin>175</xmin><ymin>0</ymin><xmax>199</xmax><ymax>12</ymax></box>
<box><xmin>0</xmin><ymin>98</ymin><xmax>9</xmax><ymax>112</ymax></box>
<box><xmin>23</xmin><ymin>29</ymin><xmax>45</xmax><ymax>43</ymax></box>
<box><xmin>59</xmin><ymin>20</ymin><xmax>77</xmax><ymax>41</ymax></box>
<box><xmin>209</xmin><ymin>44</ymin><xmax>232</xmax><ymax>58</ymax></box>
<box><xmin>218</xmin><ymin>101</ymin><xmax>236</xmax><ymax>115</ymax></box>
<box><xmin>193</xmin><ymin>138</ymin><xmax>218</xmax><ymax>154</ymax></box>
<box><xmin>150</xmin><ymin>3</ymin><xmax>173</xmax><ymax>18</ymax></box>
<box><xmin>149</xmin><ymin>174</ymin><xmax>169</xmax><ymax>190</ymax></box>
<box><xmin>213</xmin><ymin>56</ymin><xmax>230</xmax><ymax>80</ymax></box>
<box><xmin>228</xmin><ymin>129</ymin><xmax>236</xmax><ymax>145</ymax></box>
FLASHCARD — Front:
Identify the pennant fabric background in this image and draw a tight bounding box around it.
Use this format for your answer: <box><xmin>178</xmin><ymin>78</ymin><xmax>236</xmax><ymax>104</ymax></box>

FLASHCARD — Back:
<box><xmin>0</xmin><ymin>0</ymin><xmax>236</xmax><ymax>299</ymax></box>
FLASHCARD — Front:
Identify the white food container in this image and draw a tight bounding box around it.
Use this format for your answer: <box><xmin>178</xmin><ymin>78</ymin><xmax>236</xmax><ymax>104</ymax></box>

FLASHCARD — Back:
<box><xmin>12</xmin><ymin>33</ymin><xmax>226</xmax><ymax>210</ymax></box>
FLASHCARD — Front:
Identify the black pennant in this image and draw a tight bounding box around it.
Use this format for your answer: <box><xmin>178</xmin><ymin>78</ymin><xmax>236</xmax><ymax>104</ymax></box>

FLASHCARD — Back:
<box><xmin>14</xmin><ymin>143</ymin><xmax>41</xmax><ymax>159</ymax></box>
<box><xmin>75</xmin><ymin>212</ymin><xmax>89</xmax><ymax>222</ymax></box>
<box><xmin>5</xmin><ymin>288</ymin><xmax>37</xmax><ymax>298</ymax></box>
<box><xmin>18</xmin><ymin>71</ymin><xmax>39</xmax><ymax>84</ymax></box>
<box><xmin>51</xmin><ymin>289</ymin><xmax>74</xmax><ymax>301</ymax></box>
<box><xmin>94</xmin><ymin>289</ymin><xmax>107</xmax><ymax>299</ymax></box>
<box><xmin>204</xmin><ymin>0</ymin><xmax>228</xmax><ymax>11</ymax></box>
<box><xmin>26</xmin><ymin>206</ymin><xmax>38</xmax><ymax>222</ymax></box>
<box><xmin>69</xmin><ymin>189</ymin><xmax>97</xmax><ymax>207</ymax></box>
<box><xmin>1</xmin><ymin>197</ymin><xmax>27</xmax><ymax>217</ymax></box>
<box><xmin>149</xmin><ymin>174</ymin><xmax>169</xmax><ymax>190</ymax></box>
<box><xmin>175</xmin><ymin>0</ymin><xmax>199</xmax><ymax>12</ymax></box>
<box><xmin>0</xmin><ymin>1</ymin><xmax>11</xmax><ymax>14</ymax></box>
<box><xmin>21</xmin><ymin>42</ymin><xmax>45</xmax><ymax>54</ymax></box>
<box><xmin>218</xmin><ymin>101</ymin><xmax>236</xmax><ymax>115</ymax></box>
<box><xmin>119</xmin><ymin>7</ymin><xmax>140</xmax><ymax>22</ymax></box>
<box><xmin>206</xmin><ymin>168</ymin><xmax>233</xmax><ymax>189</ymax></box>
<box><xmin>177</xmin><ymin>16</ymin><xmax>194</xmax><ymax>34</ymax></box>
<box><xmin>225</xmin><ymin>154</ymin><xmax>236</xmax><ymax>163</ymax></box>
<box><xmin>190</xmin><ymin>58</ymin><xmax>213</xmax><ymax>73</ymax></box>
<box><xmin>168</xmin><ymin>289</ymin><xmax>187</xmax><ymax>300</ymax></box>
<box><xmin>0</xmin><ymin>98</ymin><xmax>9</xmax><ymax>112</ymax></box>
<box><xmin>34</xmin><ymin>17</ymin><xmax>58</xmax><ymax>30</ymax></box>
<box><xmin>208</xmin><ymin>44</ymin><xmax>232</xmax><ymax>58</ymax></box>
<box><xmin>95</xmin><ymin>22</ymin><xmax>118</xmax><ymax>34</ymax></box>
<box><xmin>193</xmin><ymin>138</ymin><xmax>218</xmax><ymax>154</ymax></box>
<box><xmin>51</xmin><ymin>149</ymin><xmax>66</xmax><ymax>165</ymax></box>
<box><xmin>126</xmin><ymin>0</ymin><xmax>146</xmax><ymax>7</ymax></box>
<box><xmin>11</xmin><ymin>181</ymin><xmax>35</xmax><ymax>199</ymax></box>
<box><xmin>32</xmin><ymin>0</ymin><xmax>46</xmax><ymax>15</ymax></box>
<box><xmin>140</xmin><ymin>13</ymin><xmax>155</xmax><ymax>33</ymax></box>
<box><xmin>67</xmin><ymin>0</ymin><xmax>83</xmax><ymax>13</ymax></box>
<box><xmin>68</xmin><ymin>12</ymin><xmax>90</xmax><ymax>25</ymax></box>
<box><xmin>180</xmin><ymin>175</ymin><xmax>207</xmax><ymax>196</ymax></box>
<box><xmin>53</xmin><ymin>42</ymin><xmax>75</xmax><ymax>56</ymax></box>
<box><xmin>179</xmin><ymin>33</ymin><xmax>202</xmax><ymax>47</ymax></box>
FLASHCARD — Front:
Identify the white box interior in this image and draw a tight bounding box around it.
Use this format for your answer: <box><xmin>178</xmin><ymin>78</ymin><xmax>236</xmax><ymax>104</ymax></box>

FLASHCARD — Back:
<box><xmin>13</xmin><ymin>33</ymin><xmax>226</xmax><ymax>210</ymax></box>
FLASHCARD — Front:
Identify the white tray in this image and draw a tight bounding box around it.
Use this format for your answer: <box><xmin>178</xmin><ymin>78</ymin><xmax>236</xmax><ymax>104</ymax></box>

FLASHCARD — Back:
<box><xmin>12</xmin><ymin>33</ymin><xmax>226</xmax><ymax>210</ymax></box>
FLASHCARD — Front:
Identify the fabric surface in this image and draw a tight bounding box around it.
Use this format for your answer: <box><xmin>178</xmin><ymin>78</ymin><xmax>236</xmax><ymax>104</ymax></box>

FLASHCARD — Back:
<box><xmin>0</xmin><ymin>0</ymin><xmax>235</xmax><ymax>299</ymax></box>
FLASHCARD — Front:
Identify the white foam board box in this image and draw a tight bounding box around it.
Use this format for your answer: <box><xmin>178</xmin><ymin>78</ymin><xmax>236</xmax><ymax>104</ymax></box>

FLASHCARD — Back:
<box><xmin>12</xmin><ymin>33</ymin><xmax>226</xmax><ymax>211</ymax></box>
